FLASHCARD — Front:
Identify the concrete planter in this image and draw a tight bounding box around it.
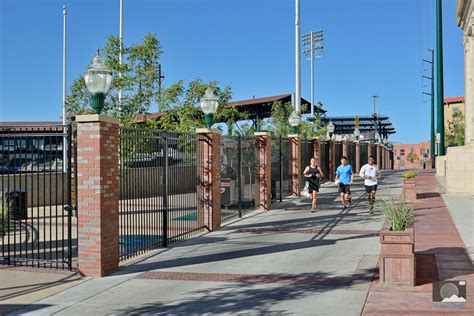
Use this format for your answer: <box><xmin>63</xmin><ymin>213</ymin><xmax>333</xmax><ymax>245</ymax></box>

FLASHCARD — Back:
<box><xmin>403</xmin><ymin>178</ymin><xmax>417</xmax><ymax>201</ymax></box>
<box><xmin>379</xmin><ymin>226</ymin><xmax>415</xmax><ymax>287</ymax></box>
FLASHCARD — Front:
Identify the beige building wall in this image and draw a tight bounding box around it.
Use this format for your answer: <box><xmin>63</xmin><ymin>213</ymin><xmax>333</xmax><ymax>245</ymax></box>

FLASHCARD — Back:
<box><xmin>444</xmin><ymin>97</ymin><xmax>465</xmax><ymax>131</ymax></box>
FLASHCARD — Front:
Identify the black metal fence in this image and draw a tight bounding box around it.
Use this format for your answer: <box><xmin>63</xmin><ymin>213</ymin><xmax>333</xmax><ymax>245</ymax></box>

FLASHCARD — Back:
<box><xmin>0</xmin><ymin>125</ymin><xmax>75</xmax><ymax>269</ymax></box>
<box><xmin>118</xmin><ymin>128</ymin><xmax>203</xmax><ymax>261</ymax></box>
<box><xmin>220</xmin><ymin>136</ymin><xmax>241</xmax><ymax>221</ymax></box>
<box><xmin>335</xmin><ymin>141</ymin><xmax>343</xmax><ymax>167</ymax></box>
<box><xmin>300</xmin><ymin>140</ymin><xmax>314</xmax><ymax>189</ymax></box>
<box><xmin>360</xmin><ymin>142</ymin><xmax>368</xmax><ymax>166</ymax></box>
<box><xmin>319</xmin><ymin>141</ymin><xmax>330</xmax><ymax>182</ymax></box>
<box><xmin>271</xmin><ymin>137</ymin><xmax>291</xmax><ymax>202</ymax></box>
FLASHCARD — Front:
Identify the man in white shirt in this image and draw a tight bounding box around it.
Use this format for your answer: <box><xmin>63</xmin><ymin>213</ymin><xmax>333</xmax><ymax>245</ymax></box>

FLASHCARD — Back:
<box><xmin>359</xmin><ymin>155</ymin><xmax>381</xmax><ymax>214</ymax></box>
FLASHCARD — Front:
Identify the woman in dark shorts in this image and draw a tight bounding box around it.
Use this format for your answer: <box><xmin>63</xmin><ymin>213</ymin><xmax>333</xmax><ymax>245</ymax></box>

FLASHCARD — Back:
<box><xmin>303</xmin><ymin>158</ymin><xmax>324</xmax><ymax>212</ymax></box>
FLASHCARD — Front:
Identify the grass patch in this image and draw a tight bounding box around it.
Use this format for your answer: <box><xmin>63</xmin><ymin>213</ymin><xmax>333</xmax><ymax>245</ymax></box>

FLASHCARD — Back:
<box><xmin>402</xmin><ymin>170</ymin><xmax>417</xmax><ymax>180</ymax></box>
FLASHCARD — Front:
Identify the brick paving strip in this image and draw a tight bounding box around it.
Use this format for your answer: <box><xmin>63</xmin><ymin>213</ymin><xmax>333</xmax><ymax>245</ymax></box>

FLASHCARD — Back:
<box><xmin>238</xmin><ymin>227</ymin><xmax>380</xmax><ymax>235</ymax></box>
<box><xmin>362</xmin><ymin>170</ymin><xmax>474</xmax><ymax>315</ymax></box>
<box><xmin>136</xmin><ymin>271</ymin><xmax>353</xmax><ymax>286</ymax></box>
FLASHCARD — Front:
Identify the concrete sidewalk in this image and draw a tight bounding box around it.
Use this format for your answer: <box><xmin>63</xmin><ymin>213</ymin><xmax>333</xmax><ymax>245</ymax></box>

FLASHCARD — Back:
<box><xmin>11</xmin><ymin>171</ymin><xmax>403</xmax><ymax>316</ymax></box>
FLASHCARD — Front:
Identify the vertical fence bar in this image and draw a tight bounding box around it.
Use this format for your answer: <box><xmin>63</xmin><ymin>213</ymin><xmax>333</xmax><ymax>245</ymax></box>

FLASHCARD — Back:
<box><xmin>162</xmin><ymin>132</ymin><xmax>168</xmax><ymax>247</ymax></box>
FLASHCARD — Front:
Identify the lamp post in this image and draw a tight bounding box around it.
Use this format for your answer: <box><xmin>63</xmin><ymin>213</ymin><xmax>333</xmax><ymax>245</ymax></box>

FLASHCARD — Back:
<box><xmin>353</xmin><ymin>127</ymin><xmax>361</xmax><ymax>142</ymax></box>
<box><xmin>200</xmin><ymin>88</ymin><xmax>219</xmax><ymax>128</ymax></box>
<box><xmin>84</xmin><ymin>48</ymin><xmax>112</xmax><ymax>114</ymax></box>
<box><xmin>375</xmin><ymin>132</ymin><xmax>381</xmax><ymax>144</ymax></box>
<box><xmin>288</xmin><ymin>111</ymin><xmax>301</xmax><ymax>134</ymax></box>
<box><xmin>328</xmin><ymin>120</ymin><xmax>335</xmax><ymax>139</ymax></box>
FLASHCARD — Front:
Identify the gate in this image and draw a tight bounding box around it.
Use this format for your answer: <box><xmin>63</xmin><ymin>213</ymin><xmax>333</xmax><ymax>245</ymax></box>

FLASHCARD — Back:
<box><xmin>118</xmin><ymin>128</ymin><xmax>203</xmax><ymax>261</ymax></box>
<box><xmin>0</xmin><ymin>125</ymin><xmax>75</xmax><ymax>269</ymax></box>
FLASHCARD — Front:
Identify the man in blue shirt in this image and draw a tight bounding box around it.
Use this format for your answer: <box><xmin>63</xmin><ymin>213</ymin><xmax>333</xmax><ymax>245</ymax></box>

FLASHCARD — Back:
<box><xmin>335</xmin><ymin>156</ymin><xmax>354</xmax><ymax>209</ymax></box>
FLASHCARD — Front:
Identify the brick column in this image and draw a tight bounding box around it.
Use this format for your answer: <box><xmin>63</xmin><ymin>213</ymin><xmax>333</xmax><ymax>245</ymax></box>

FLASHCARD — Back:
<box><xmin>368</xmin><ymin>143</ymin><xmax>373</xmax><ymax>162</ymax></box>
<box><xmin>255</xmin><ymin>132</ymin><xmax>271</xmax><ymax>211</ymax></box>
<box><xmin>329</xmin><ymin>140</ymin><xmax>336</xmax><ymax>181</ymax></box>
<box><xmin>289</xmin><ymin>134</ymin><xmax>301</xmax><ymax>196</ymax></box>
<box><xmin>355</xmin><ymin>141</ymin><xmax>361</xmax><ymax>172</ymax></box>
<box><xmin>313</xmin><ymin>137</ymin><xmax>321</xmax><ymax>167</ymax></box>
<box><xmin>197</xmin><ymin>128</ymin><xmax>221</xmax><ymax>231</ymax></box>
<box><xmin>342</xmin><ymin>140</ymin><xmax>348</xmax><ymax>158</ymax></box>
<box><xmin>377</xmin><ymin>144</ymin><xmax>382</xmax><ymax>170</ymax></box>
<box><xmin>76</xmin><ymin>114</ymin><xmax>119</xmax><ymax>277</ymax></box>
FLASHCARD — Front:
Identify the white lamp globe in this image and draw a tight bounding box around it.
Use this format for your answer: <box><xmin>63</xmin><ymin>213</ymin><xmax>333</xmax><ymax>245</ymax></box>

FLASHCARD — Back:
<box><xmin>200</xmin><ymin>88</ymin><xmax>219</xmax><ymax>114</ymax></box>
<box><xmin>288</xmin><ymin>111</ymin><xmax>301</xmax><ymax>127</ymax></box>
<box><xmin>84</xmin><ymin>48</ymin><xmax>112</xmax><ymax>95</ymax></box>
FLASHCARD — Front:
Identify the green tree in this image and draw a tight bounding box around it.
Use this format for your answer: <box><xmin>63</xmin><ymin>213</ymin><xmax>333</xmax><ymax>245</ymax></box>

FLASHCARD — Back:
<box><xmin>446</xmin><ymin>112</ymin><xmax>465</xmax><ymax>147</ymax></box>
<box><xmin>265</xmin><ymin>101</ymin><xmax>293</xmax><ymax>137</ymax></box>
<box><xmin>406</xmin><ymin>151</ymin><xmax>418</xmax><ymax>163</ymax></box>
<box><xmin>65</xmin><ymin>33</ymin><xmax>163</xmax><ymax>122</ymax></box>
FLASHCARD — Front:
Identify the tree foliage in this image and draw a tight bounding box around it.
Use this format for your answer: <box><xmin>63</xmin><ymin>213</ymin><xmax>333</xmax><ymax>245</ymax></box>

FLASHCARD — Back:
<box><xmin>406</xmin><ymin>151</ymin><xmax>418</xmax><ymax>163</ymax></box>
<box><xmin>446</xmin><ymin>112</ymin><xmax>465</xmax><ymax>147</ymax></box>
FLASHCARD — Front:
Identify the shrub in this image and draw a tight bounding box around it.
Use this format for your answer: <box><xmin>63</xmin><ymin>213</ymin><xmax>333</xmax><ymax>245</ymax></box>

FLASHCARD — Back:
<box><xmin>402</xmin><ymin>170</ymin><xmax>417</xmax><ymax>180</ymax></box>
<box><xmin>377</xmin><ymin>197</ymin><xmax>414</xmax><ymax>231</ymax></box>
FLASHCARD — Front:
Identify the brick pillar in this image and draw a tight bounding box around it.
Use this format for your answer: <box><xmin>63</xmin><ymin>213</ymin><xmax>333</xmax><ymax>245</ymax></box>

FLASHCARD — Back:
<box><xmin>355</xmin><ymin>141</ymin><xmax>361</xmax><ymax>172</ymax></box>
<box><xmin>76</xmin><ymin>114</ymin><xmax>119</xmax><ymax>277</ymax></box>
<box><xmin>342</xmin><ymin>140</ymin><xmax>348</xmax><ymax>158</ymax></box>
<box><xmin>329</xmin><ymin>140</ymin><xmax>336</xmax><ymax>181</ymax></box>
<box><xmin>313</xmin><ymin>137</ymin><xmax>321</xmax><ymax>167</ymax></box>
<box><xmin>197</xmin><ymin>128</ymin><xmax>221</xmax><ymax>231</ymax></box>
<box><xmin>377</xmin><ymin>144</ymin><xmax>382</xmax><ymax>170</ymax></box>
<box><xmin>255</xmin><ymin>132</ymin><xmax>271</xmax><ymax>211</ymax></box>
<box><xmin>368</xmin><ymin>143</ymin><xmax>373</xmax><ymax>162</ymax></box>
<box><xmin>289</xmin><ymin>134</ymin><xmax>301</xmax><ymax>196</ymax></box>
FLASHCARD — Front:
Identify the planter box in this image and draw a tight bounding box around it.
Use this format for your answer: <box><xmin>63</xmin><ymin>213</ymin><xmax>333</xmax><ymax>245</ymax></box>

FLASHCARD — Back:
<box><xmin>403</xmin><ymin>178</ymin><xmax>417</xmax><ymax>201</ymax></box>
<box><xmin>379</xmin><ymin>226</ymin><xmax>415</xmax><ymax>287</ymax></box>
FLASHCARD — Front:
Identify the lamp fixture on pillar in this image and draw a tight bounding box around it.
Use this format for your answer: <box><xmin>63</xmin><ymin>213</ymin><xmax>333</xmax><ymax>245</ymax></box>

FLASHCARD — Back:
<box><xmin>328</xmin><ymin>120</ymin><xmax>335</xmax><ymax>138</ymax></box>
<box><xmin>288</xmin><ymin>111</ymin><xmax>301</xmax><ymax>134</ymax></box>
<box><xmin>84</xmin><ymin>48</ymin><xmax>112</xmax><ymax>114</ymax></box>
<box><xmin>353</xmin><ymin>127</ymin><xmax>361</xmax><ymax>142</ymax></box>
<box><xmin>200</xmin><ymin>88</ymin><xmax>219</xmax><ymax>128</ymax></box>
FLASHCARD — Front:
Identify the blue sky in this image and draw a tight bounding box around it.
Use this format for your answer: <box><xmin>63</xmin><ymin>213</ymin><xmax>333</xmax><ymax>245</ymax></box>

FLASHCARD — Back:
<box><xmin>0</xmin><ymin>0</ymin><xmax>464</xmax><ymax>143</ymax></box>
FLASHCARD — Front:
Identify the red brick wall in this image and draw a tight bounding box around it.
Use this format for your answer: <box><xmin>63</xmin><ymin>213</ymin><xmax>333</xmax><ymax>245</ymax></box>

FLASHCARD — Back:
<box><xmin>393</xmin><ymin>141</ymin><xmax>430</xmax><ymax>170</ymax></box>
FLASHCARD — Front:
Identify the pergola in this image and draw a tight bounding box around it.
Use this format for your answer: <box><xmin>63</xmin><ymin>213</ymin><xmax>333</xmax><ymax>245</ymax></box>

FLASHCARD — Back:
<box><xmin>321</xmin><ymin>114</ymin><xmax>396</xmax><ymax>139</ymax></box>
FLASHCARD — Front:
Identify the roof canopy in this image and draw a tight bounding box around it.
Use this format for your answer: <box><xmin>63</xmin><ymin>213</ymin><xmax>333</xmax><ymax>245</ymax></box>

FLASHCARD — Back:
<box><xmin>322</xmin><ymin>115</ymin><xmax>396</xmax><ymax>136</ymax></box>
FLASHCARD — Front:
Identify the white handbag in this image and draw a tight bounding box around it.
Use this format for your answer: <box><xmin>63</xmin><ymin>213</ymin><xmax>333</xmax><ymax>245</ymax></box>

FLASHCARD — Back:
<box><xmin>302</xmin><ymin>181</ymin><xmax>310</xmax><ymax>198</ymax></box>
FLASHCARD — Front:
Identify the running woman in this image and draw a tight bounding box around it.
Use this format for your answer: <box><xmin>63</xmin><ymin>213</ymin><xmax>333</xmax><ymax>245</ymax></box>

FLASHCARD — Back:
<box><xmin>303</xmin><ymin>158</ymin><xmax>324</xmax><ymax>212</ymax></box>
<box><xmin>335</xmin><ymin>156</ymin><xmax>354</xmax><ymax>209</ymax></box>
<box><xmin>359</xmin><ymin>155</ymin><xmax>381</xmax><ymax>214</ymax></box>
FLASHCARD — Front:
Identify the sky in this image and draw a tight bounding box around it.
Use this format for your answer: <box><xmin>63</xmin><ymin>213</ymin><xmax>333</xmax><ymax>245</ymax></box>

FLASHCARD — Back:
<box><xmin>0</xmin><ymin>0</ymin><xmax>465</xmax><ymax>143</ymax></box>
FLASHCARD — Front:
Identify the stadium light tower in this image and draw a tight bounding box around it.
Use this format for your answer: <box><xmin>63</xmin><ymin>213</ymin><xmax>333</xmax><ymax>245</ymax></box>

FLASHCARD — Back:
<box><xmin>302</xmin><ymin>30</ymin><xmax>324</xmax><ymax>117</ymax></box>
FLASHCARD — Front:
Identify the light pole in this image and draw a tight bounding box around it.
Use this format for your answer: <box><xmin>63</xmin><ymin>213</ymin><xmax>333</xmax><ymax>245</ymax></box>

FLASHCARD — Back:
<box><xmin>295</xmin><ymin>0</ymin><xmax>301</xmax><ymax>114</ymax></box>
<box><xmin>302</xmin><ymin>30</ymin><xmax>323</xmax><ymax>117</ymax></box>
<box><xmin>289</xmin><ymin>111</ymin><xmax>301</xmax><ymax>134</ymax></box>
<box><xmin>62</xmin><ymin>4</ymin><xmax>68</xmax><ymax>169</ymax></box>
<box><xmin>118</xmin><ymin>0</ymin><xmax>124</xmax><ymax>113</ymax></box>
<box><xmin>200</xmin><ymin>88</ymin><xmax>219</xmax><ymax>128</ymax></box>
<box><xmin>436</xmin><ymin>0</ymin><xmax>445</xmax><ymax>155</ymax></box>
<box><xmin>84</xmin><ymin>49</ymin><xmax>113</xmax><ymax>114</ymax></box>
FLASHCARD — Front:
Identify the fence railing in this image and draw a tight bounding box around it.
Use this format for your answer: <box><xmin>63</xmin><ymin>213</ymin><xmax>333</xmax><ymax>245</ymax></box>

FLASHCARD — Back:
<box><xmin>0</xmin><ymin>125</ymin><xmax>75</xmax><ymax>269</ymax></box>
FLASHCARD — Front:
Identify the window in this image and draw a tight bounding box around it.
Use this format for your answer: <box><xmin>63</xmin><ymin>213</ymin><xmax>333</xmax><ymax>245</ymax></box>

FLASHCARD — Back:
<box><xmin>410</xmin><ymin>148</ymin><xmax>414</xmax><ymax>153</ymax></box>
<box><xmin>453</xmin><ymin>106</ymin><xmax>460</xmax><ymax>115</ymax></box>
<box><xmin>400</xmin><ymin>161</ymin><xmax>405</xmax><ymax>167</ymax></box>
<box><xmin>420</xmin><ymin>148</ymin><xmax>425</xmax><ymax>156</ymax></box>
<box><xmin>400</xmin><ymin>149</ymin><xmax>405</xmax><ymax>156</ymax></box>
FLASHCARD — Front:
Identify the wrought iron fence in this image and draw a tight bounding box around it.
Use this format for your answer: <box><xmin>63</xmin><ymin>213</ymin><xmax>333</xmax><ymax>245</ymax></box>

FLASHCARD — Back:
<box><xmin>271</xmin><ymin>137</ymin><xmax>291</xmax><ymax>202</ymax></box>
<box><xmin>220</xmin><ymin>136</ymin><xmax>240</xmax><ymax>221</ymax></box>
<box><xmin>319</xmin><ymin>141</ymin><xmax>330</xmax><ymax>182</ymax></box>
<box><xmin>335</xmin><ymin>141</ymin><xmax>343</xmax><ymax>167</ymax></box>
<box><xmin>360</xmin><ymin>142</ymin><xmax>368</xmax><ymax>167</ymax></box>
<box><xmin>0</xmin><ymin>125</ymin><xmax>75</xmax><ymax>269</ymax></box>
<box><xmin>300</xmin><ymin>140</ymin><xmax>314</xmax><ymax>189</ymax></box>
<box><xmin>118</xmin><ymin>128</ymin><xmax>203</xmax><ymax>261</ymax></box>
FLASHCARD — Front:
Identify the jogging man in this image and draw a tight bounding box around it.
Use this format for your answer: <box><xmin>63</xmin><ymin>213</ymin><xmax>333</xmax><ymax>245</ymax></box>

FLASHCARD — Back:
<box><xmin>359</xmin><ymin>155</ymin><xmax>381</xmax><ymax>214</ymax></box>
<box><xmin>335</xmin><ymin>156</ymin><xmax>353</xmax><ymax>209</ymax></box>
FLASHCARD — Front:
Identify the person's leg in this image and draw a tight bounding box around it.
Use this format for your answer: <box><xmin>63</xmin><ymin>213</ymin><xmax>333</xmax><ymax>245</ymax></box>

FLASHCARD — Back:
<box><xmin>340</xmin><ymin>192</ymin><xmax>346</xmax><ymax>207</ymax></box>
<box><xmin>313</xmin><ymin>191</ymin><xmax>318</xmax><ymax>208</ymax></box>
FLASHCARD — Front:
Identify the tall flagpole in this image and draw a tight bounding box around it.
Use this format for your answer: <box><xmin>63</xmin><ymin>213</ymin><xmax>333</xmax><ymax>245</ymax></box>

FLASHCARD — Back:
<box><xmin>62</xmin><ymin>4</ymin><xmax>68</xmax><ymax>169</ymax></box>
<box><xmin>118</xmin><ymin>0</ymin><xmax>123</xmax><ymax>113</ymax></box>
<box><xmin>295</xmin><ymin>0</ymin><xmax>301</xmax><ymax>114</ymax></box>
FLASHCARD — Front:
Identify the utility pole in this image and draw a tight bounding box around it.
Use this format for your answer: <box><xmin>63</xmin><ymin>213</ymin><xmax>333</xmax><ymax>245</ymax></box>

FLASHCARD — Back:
<box><xmin>118</xmin><ymin>0</ymin><xmax>124</xmax><ymax>113</ymax></box>
<box><xmin>302</xmin><ymin>30</ymin><xmax>324</xmax><ymax>117</ymax></box>
<box><xmin>436</xmin><ymin>0</ymin><xmax>445</xmax><ymax>155</ymax></box>
<box><xmin>295</xmin><ymin>0</ymin><xmax>301</xmax><ymax>114</ymax></box>
<box><xmin>422</xmin><ymin>49</ymin><xmax>435</xmax><ymax>168</ymax></box>
<box><xmin>62</xmin><ymin>4</ymin><xmax>68</xmax><ymax>170</ymax></box>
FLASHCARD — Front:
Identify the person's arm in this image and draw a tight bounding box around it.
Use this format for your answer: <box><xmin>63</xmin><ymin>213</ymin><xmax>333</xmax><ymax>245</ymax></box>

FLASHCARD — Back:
<box><xmin>376</xmin><ymin>166</ymin><xmax>382</xmax><ymax>180</ymax></box>
<box><xmin>318</xmin><ymin>166</ymin><xmax>324</xmax><ymax>179</ymax></box>
<box><xmin>303</xmin><ymin>166</ymin><xmax>310</xmax><ymax>177</ymax></box>
<box><xmin>359</xmin><ymin>165</ymin><xmax>365</xmax><ymax>179</ymax></box>
<box><xmin>335</xmin><ymin>168</ymin><xmax>340</xmax><ymax>181</ymax></box>
<box><xmin>350</xmin><ymin>167</ymin><xmax>354</xmax><ymax>184</ymax></box>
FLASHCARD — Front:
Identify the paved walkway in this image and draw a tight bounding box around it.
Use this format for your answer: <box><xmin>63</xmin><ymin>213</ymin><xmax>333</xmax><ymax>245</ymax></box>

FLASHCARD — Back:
<box><xmin>363</xmin><ymin>170</ymin><xmax>474</xmax><ymax>315</ymax></box>
<box><xmin>10</xmin><ymin>171</ymin><xmax>403</xmax><ymax>315</ymax></box>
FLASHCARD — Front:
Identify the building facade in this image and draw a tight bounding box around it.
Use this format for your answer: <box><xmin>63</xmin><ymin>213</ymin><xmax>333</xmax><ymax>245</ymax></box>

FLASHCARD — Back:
<box><xmin>442</xmin><ymin>1</ymin><xmax>474</xmax><ymax>194</ymax></box>
<box><xmin>393</xmin><ymin>142</ymin><xmax>430</xmax><ymax>170</ymax></box>
<box><xmin>444</xmin><ymin>96</ymin><xmax>465</xmax><ymax>131</ymax></box>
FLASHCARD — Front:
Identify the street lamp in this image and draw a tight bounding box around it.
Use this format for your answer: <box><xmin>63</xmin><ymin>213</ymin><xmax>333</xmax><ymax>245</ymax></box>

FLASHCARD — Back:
<box><xmin>375</xmin><ymin>132</ymin><xmax>381</xmax><ymax>144</ymax></box>
<box><xmin>383</xmin><ymin>135</ymin><xmax>388</xmax><ymax>145</ymax></box>
<box><xmin>353</xmin><ymin>127</ymin><xmax>361</xmax><ymax>141</ymax></box>
<box><xmin>84</xmin><ymin>48</ymin><xmax>112</xmax><ymax>114</ymax></box>
<box><xmin>200</xmin><ymin>87</ymin><xmax>219</xmax><ymax>128</ymax></box>
<box><xmin>328</xmin><ymin>120</ymin><xmax>335</xmax><ymax>138</ymax></box>
<box><xmin>288</xmin><ymin>111</ymin><xmax>301</xmax><ymax>134</ymax></box>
